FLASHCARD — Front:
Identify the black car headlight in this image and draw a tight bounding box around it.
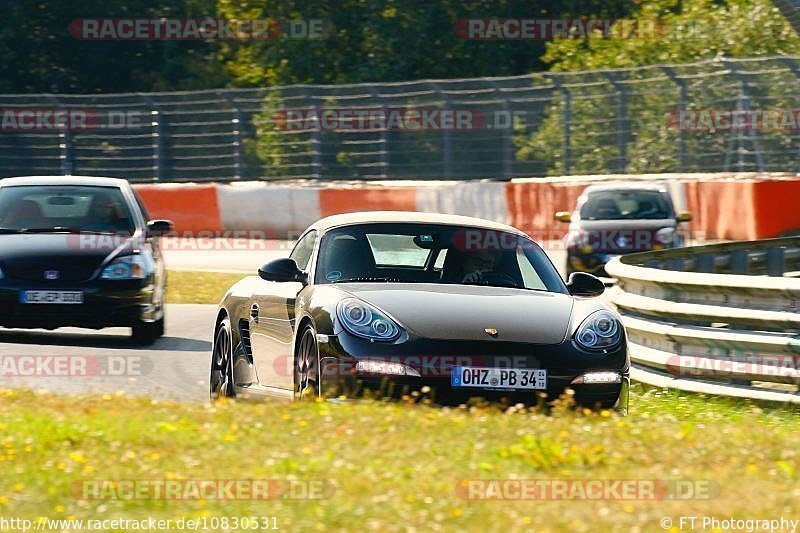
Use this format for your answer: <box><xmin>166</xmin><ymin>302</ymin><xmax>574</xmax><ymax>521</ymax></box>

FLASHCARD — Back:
<box><xmin>336</xmin><ymin>298</ymin><xmax>401</xmax><ymax>341</ymax></box>
<box><xmin>100</xmin><ymin>255</ymin><xmax>151</xmax><ymax>280</ymax></box>
<box><xmin>574</xmin><ymin>310</ymin><xmax>622</xmax><ymax>351</ymax></box>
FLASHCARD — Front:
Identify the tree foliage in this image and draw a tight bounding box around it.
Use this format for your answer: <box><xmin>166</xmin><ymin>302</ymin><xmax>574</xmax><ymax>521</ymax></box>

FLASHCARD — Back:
<box><xmin>515</xmin><ymin>0</ymin><xmax>800</xmax><ymax>175</ymax></box>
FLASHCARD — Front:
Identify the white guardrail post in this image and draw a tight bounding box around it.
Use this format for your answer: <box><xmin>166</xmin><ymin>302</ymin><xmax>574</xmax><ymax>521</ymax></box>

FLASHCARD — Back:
<box><xmin>604</xmin><ymin>237</ymin><xmax>800</xmax><ymax>403</ymax></box>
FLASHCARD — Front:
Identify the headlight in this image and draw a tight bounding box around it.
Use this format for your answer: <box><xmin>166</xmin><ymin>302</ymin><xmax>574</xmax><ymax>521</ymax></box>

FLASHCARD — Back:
<box><xmin>574</xmin><ymin>310</ymin><xmax>622</xmax><ymax>351</ymax></box>
<box><xmin>0</xmin><ymin>266</ymin><xmax>4</xmax><ymax>279</ymax></box>
<box><xmin>337</xmin><ymin>298</ymin><xmax>402</xmax><ymax>341</ymax></box>
<box><xmin>100</xmin><ymin>255</ymin><xmax>148</xmax><ymax>280</ymax></box>
<box><xmin>655</xmin><ymin>227</ymin><xmax>675</xmax><ymax>245</ymax></box>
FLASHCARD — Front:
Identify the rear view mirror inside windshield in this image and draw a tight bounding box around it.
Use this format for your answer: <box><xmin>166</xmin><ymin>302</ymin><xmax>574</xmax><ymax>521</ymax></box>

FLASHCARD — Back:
<box><xmin>413</xmin><ymin>234</ymin><xmax>439</xmax><ymax>248</ymax></box>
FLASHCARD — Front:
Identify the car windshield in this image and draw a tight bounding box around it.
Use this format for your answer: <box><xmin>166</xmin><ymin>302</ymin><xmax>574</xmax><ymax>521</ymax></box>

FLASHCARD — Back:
<box><xmin>0</xmin><ymin>185</ymin><xmax>135</xmax><ymax>234</ymax></box>
<box><xmin>315</xmin><ymin>223</ymin><xmax>568</xmax><ymax>293</ymax></box>
<box><xmin>580</xmin><ymin>190</ymin><xmax>672</xmax><ymax>220</ymax></box>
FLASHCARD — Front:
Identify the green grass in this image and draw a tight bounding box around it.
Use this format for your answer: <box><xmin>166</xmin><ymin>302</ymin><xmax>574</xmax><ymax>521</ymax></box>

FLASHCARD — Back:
<box><xmin>165</xmin><ymin>270</ymin><xmax>247</xmax><ymax>304</ymax></box>
<box><xmin>1</xmin><ymin>385</ymin><xmax>799</xmax><ymax>532</ymax></box>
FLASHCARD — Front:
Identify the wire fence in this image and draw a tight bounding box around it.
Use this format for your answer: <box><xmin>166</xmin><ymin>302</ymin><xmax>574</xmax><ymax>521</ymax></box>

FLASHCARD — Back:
<box><xmin>2</xmin><ymin>55</ymin><xmax>800</xmax><ymax>182</ymax></box>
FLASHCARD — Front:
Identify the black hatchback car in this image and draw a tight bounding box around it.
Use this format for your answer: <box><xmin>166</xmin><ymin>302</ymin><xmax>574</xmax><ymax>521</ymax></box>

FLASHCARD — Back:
<box><xmin>0</xmin><ymin>176</ymin><xmax>172</xmax><ymax>344</ymax></box>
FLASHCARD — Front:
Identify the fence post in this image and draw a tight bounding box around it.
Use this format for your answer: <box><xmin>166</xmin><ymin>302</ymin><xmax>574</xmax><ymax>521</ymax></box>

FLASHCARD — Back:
<box><xmin>151</xmin><ymin>111</ymin><xmax>166</xmax><ymax>182</ymax></box>
<box><xmin>368</xmin><ymin>86</ymin><xmax>389</xmax><ymax>179</ymax></box>
<box><xmin>429</xmin><ymin>83</ymin><xmax>453</xmax><ymax>179</ymax></box>
<box><xmin>138</xmin><ymin>94</ymin><xmax>166</xmax><ymax>182</ymax></box>
<box><xmin>661</xmin><ymin>66</ymin><xmax>687</xmax><ymax>172</ymax></box>
<box><xmin>45</xmin><ymin>95</ymin><xmax>73</xmax><ymax>175</ymax></box>
<box><xmin>779</xmin><ymin>58</ymin><xmax>800</xmax><ymax>172</ymax></box>
<box><xmin>722</xmin><ymin>58</ymin><xmax>764</xmax><ymax>172</ymax></box>
<box><xmin>730</xmin><ymin>250</ymin><xmax>749</xmax><ymax>274</ymax></box>
<box><xmin>218</xmin><ymin>91</ymin><xmax>244</xmax><ymax>180</ymax></box>
<box><xmin>766</xmin><ymin>247</ymin><xmax>785</xmax><ymax>277</ymax></box>
<box><xmin>488</xmin><ymin>80</ymin><xmax>512</xmax><ymax>180</ymax></box>
<box><xmin>546</xmin><ymin>74</ymin><xmax>573</xmax><ymax>175</ymax></box>
<box><xmin>602</xmin><ymin>73</ymin><xmax>628</xmax><ymax>173</ymax></box>
<box><xmin>300</xmin><ymin>87</ymin><xmax>322</xmax><ymax>179</ymax></box>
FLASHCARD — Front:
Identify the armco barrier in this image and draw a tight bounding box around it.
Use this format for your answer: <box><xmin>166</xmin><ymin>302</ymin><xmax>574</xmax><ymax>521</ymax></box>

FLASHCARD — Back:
<box><xmin>605</xmin><ymin>237</ymin><xmax>800</xmax><ymax>403</ymax></box>
<box><xmin>131</xmin><ymin>172</ymin><xmax>800</xmax><ymax>240</ymax></box>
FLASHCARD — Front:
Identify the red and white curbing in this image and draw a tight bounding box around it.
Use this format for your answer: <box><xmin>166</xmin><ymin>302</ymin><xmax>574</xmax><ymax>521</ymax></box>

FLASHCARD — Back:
<box><xmin>132</xmin><ymin>172</ymin><xmax>800</xmax><ymax>241</ymax></box>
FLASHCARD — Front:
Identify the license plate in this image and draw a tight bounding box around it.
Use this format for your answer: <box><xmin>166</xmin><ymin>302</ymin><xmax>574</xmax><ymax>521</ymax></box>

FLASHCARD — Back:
<box><xmin>451</xmin><ymin>366</ymin><xmax>547</xmax><ymax>390</ymax></box>
<box><xmin>19</xmin><ymin>291</ymin><xmax>84</xmax><ymax>304</ymax></box>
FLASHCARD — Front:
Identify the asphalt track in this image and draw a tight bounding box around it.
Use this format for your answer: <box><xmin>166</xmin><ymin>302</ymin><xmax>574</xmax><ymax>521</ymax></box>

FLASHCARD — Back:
<box><xmin>0</xmin><ymin>240</ymin><xmax>569</xmax><ymax>399</ymax></box>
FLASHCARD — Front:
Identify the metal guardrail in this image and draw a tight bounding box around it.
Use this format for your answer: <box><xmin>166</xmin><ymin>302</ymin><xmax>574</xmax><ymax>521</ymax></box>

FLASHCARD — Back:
<box><xmin>605</xmin><ymin>237</ymin><xmax>800</xmax><ymax>403</ymax></box>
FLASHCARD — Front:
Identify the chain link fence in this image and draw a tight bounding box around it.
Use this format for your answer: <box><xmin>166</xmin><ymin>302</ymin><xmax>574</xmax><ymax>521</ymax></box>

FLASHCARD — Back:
<box><xmin>1</xmin><ymin>55</ymin><xmax>800</xmax><ymax>182</ymax></box>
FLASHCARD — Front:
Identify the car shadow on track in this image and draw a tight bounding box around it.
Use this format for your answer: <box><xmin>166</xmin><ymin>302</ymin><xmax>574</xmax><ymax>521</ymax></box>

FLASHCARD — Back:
<box><xmin>0</xmin><ymin>329</ymin><xmax>210</xmax><ymax>351</ymax></box>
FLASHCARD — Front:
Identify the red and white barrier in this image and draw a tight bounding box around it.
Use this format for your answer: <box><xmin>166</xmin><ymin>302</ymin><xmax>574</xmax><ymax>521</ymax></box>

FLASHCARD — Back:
<box><xmin>133</xmin><ymin>173</ymin><xmax>800</xmax><ymax>241</ymax></box>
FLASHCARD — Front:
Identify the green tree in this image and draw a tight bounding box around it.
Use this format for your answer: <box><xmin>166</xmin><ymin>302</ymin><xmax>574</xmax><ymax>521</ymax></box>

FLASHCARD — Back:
<box><xmin>516</xmin><ymin>0</ymin><xmax>800</xmax><ymax>175</ymax></box>
<box><xmin>217</xmin><ymin>0</ymin><xmax>638</xmax><ymax>87</ymax></box>
<box><xmin>0</xmin><ymin>0</ymin><xmax>226</xmax><ymax>93</ymax></box>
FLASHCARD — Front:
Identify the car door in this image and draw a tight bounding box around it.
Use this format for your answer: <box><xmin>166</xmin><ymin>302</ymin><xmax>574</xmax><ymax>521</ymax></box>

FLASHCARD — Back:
<box><xmin>249</xmin><ymin>231</ymin><xmax>317</xmax><ymax>390</ymax></box>
<box><xmin>131</xmin><ymin>188</ymin><xmax>166</xmax><ymax>316</ymax></box>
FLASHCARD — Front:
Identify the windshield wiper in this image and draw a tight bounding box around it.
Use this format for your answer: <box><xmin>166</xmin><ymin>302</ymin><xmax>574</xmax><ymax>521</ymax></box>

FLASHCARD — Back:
<box><xmin>16</xmin><ymin>226</ymin><xmax>74</xmax><ymax>233</ymax></box>
<box><xmin>11</xmin><ymin>227</ymin><xmax>123</xmax><ymax>234</ymax></box>
<box><xmin>0</xmin><ymin>227</ymin><xmax>24</xmax><ymax>234</ymax></box>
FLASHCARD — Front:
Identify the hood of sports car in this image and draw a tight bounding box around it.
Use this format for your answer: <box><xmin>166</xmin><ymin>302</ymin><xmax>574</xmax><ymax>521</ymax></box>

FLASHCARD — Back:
<box><xmin>338</xmin><ymin>283</ymin><xmax>573</xmax><ymax>344</ymax></box>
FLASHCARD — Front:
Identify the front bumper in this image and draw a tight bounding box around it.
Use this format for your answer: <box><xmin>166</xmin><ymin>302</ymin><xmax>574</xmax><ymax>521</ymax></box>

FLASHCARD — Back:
<box><xmin>0</xmin><ymin>278</ymin><xmax>160</xmax><ymax>329</ymax></box>
<box><xmin>567</xmin><ymin>251</ymin><xmax>623</xmax><ymax>277</ymax></box>
<box><xmin>317</xmin><ymin>332</ymin><xmax>630</xmax><ymax>410</ymax></box>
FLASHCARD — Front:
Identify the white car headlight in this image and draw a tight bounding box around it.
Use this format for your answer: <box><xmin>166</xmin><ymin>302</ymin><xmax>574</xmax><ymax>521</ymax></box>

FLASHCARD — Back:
<box><xmin>337</xmin><ymin>298</ymin><xmax>401</xmax><ymax>341</ymax></box>
<box><xmin>100</xmin><ymin>255</ymin><xmax>149</xmax><ymax>280</ymax></box>
<box><xmin>574</xmin><ymin>310</ymin><xmax>622</xmax><ymax>351</ymax></box>
<box><xmin>655</xmin><ymin>227</ymin><xmax>675</xmax><ymax>245</ymax></box>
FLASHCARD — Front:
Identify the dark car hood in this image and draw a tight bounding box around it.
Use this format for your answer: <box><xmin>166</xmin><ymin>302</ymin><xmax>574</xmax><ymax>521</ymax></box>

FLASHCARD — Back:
<box><xmin>0</xmin><ymin>233</ymin><xmax>131</xmax><ymax>282</ymax></box>
<box><xmin>338</xmin><ymin>283</ymin><xmax>573</xmax><ymax>344</ymax></box>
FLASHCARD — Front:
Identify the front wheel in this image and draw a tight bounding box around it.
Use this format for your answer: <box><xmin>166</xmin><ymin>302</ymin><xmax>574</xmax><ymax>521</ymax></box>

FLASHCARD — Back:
<box><xmin>295</xmin><ymin>324</ymin><xmax>320</xmax><ymax>401</ymax></box>
<box><xmin>131</xmin><ymin>317</ymin><xmax>164</xmax><ymax>345</ymax></box>
<box><xmin>210</xmin><ymin>317</ymin><xmax>235</xmax><ymax>399</ymax></box>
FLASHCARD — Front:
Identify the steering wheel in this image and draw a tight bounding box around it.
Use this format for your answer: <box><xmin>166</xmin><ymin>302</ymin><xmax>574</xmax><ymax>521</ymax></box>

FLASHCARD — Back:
<box><xmin>473</xmin><ymin>271</ymin><xmax>519</xmax><ymax>288</ymax></box>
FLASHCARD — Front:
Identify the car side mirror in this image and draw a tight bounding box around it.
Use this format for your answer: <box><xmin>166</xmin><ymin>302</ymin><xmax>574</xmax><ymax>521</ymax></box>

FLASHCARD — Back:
<box><xmin>676</xmin><ymin>211</ymin><xmax>692</xmax><ymax>223</ymax></box>
<box><xmin>258</xmin><ymin>258</ymin><xmax>307</xmax><ymax>284</ymax></box>
<box><xmin>566</xmin><ymin>272</ymin><xmax>604</xmax><ymax>297</ymax></box>
<box><xmin>555</xmin><ymin>211</ymin><xmax>572</xmax><ymax>223</ymax></box>
<box><xmin>146</xmin><ymin>219</ymin><xmax>173</xmax><ymax>236</ymax></box>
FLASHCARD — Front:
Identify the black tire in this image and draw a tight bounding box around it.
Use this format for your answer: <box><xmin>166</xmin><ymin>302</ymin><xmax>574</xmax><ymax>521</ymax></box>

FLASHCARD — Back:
<box><xmin>131</xmin><ymin>317</ymin><xmax>164</xmax><ymax>345</ymax></box>
<box><xmin>210</xmin><ymin>317</ymin><xmax>235</xmax><ymax>399</ymax></box>
<box><xmin>294</xmin><ymin>323</ymin><xmax>320</xmax><ymax>401</ymax></box>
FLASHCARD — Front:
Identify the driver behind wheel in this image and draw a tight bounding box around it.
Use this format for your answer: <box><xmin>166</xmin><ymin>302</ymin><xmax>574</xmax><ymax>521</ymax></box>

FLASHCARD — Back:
<box><xmin>461</xmin><ymin>250</ymin><xmax>498</xmax><ymax>283</ymax></box>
